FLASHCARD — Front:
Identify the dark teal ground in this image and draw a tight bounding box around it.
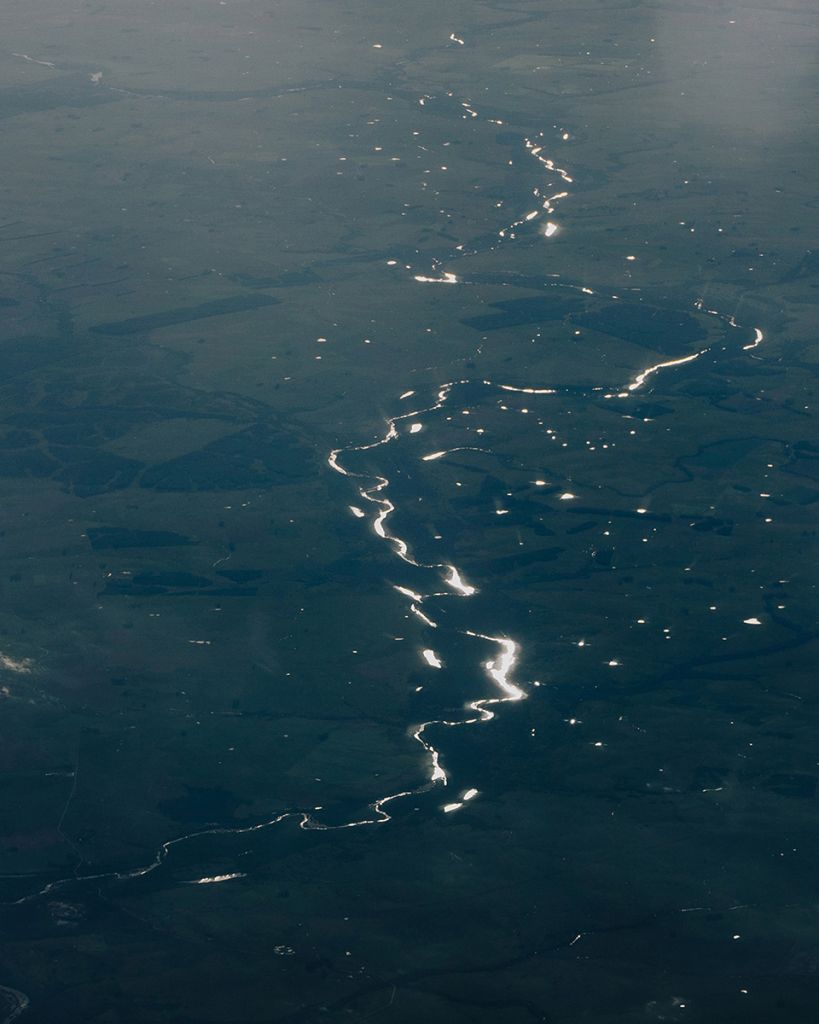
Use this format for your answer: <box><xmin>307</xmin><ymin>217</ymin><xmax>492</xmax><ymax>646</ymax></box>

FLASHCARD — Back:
<box><xmin>0</xmin><ymin>1</ymin><xmax>818</xmax><ymax>1021</ymax></box>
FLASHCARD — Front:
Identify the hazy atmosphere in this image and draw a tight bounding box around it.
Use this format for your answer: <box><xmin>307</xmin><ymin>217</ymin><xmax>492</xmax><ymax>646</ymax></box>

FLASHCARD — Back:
<box><xmin>0</xmin><ymin>1</ymin><xmax>818</xmax><ymax>1021</ymax></box>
